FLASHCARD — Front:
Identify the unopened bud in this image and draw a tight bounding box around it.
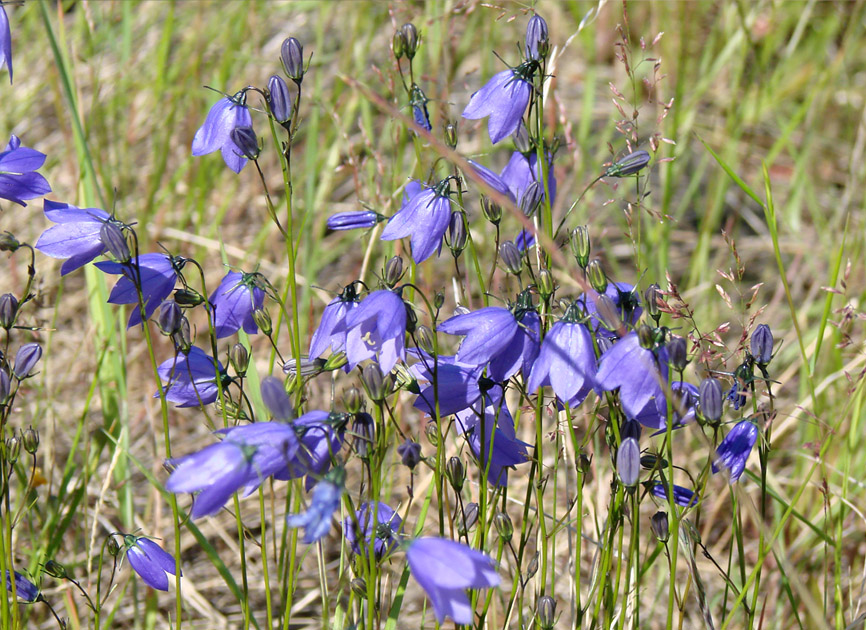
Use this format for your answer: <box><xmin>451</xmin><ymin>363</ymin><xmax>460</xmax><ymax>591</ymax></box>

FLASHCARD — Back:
<box><xmin>637</xmin><ymin>324</ymin><xmax>654</xmax><ymax>350</ymax></box>
<box><xmin>252</xmin><ymin>308</ymin><xmax>272</xmax><ymax>336</ymax></box>
<box><xmin>537</xmin><ymin>269</ymin><xmax>555</xmax><ymax>300</ymax></box>
<box><xmin>667</xmin><ymin>336</ymin><xmax>688</xmax><ymax>371</ymax></box>
<box><xmin>494</xmin><ymin>511</ymin><xmax>514</xmax><ymax>542</ymax></box>
<box><xmin>362</xmin><ymin>363</ymin><xmax>391</xmax><ymax>402</ymax></box>
<box><xmin>424</xmin><ymin>421</ymin><xmax>439</xmax><ymax>447</ymax></box>
<box><xmin>512</xmin><ymin>122</ymin><xmax>531</xmax><ymax>153</ymax></box>
<box><xmin>392</xmin><ymin>30</ymin><xmax>406</xmax><ymax>59</ymax></box>
<box><xmin>352</xmin><ymin>412</ymin><xmax>375</xmax><ymax>460</ymax></box>
<box><xmin>323</xmin><ymin>351</ymin><xmax>347</xmax><ymax>371</ymax></box>
<box><xmin>280</xmin><ymin>37</ymin><xmax>305</xmax><ymax>84</ymax></box>
<box><xmin>500</xmin><ymin>241</ymin><xmax>523</xmax><ymax>275</ymax></box>
<box><xmin>415</xmin><ymin>325</ymin><xmax>435</xmax><ymax>355</ymax></box>
<box><xmin>0</xmin><ymin>369</ymin><xmax>10</xmax><ymax>402</ymax></box>
<box><xmin>576</xmin><ymin>451</ymin><xmax>591</xmax><ymax>474</ymax></box>
<box><xmin>5</xmin><ymin>436</ymin><xmax>21</xmax><ymax>463</ymax></box>
<box><xmin>343</xmin><ymin>387</ymin><xmax>364</xmax><ymax>414</ymax></box>
<box><xmin>260</xmin><ymin>376</ymin><xmax>293</xmax><ymax>421</ymax></box>
<box><xmin>446</xmin><ymin>212</ymin><xmax>467</xmax><ymax>256</ymax></box>
<box><xmin>22</xmin><ymin>427</ymin><xmax>39</xmax><ymax>454</ymax></box>
<box><xmin>644</xmin><ymin>283</ymin><xmax>661</xmax><ymax>321</ymax></box>
<box><xmin>519</xmin><ymin>181</ymin><xmax>542</xmax><ymax>217</ymax></box>
<box><xmin>525</xmin><ymin>14</ymin><xmax>550</xmax><ymax>62</ymax></box>
<box><xmin>43</xmin><ymin>560</ymin><xmax>68</xmax><ymax>579</ymax></box>
<box><xmin>444</xmin><ymin>122</ymin><xmax>458</xmax><ymax>149</ymax></box>
<box><xmin>100</xmin><ymin>222</ymin><xmax>130</xmax><ymax>263</ymax></box>
<box><xmin>751</xmin><ymin>324</ymin><xmax>773</xmax><ymax>366</ymax></box>
<box><xmin>433</xmin><ymin>292</ymin><xmax>445</xmax><ymax>310</ymax></box>
<box><xmin>398</xmin><ymin>439</ymin><xmax>422</xmax><ymax>469</ymax></box>
<box><xmin>158</xmin><ymin>301</ymin><xmax>183</xmax><ymax>335</ymax></box>
<box><xmin>536</xmin><ymin>595</ymin><xmax>556</xmax><ymax>630</ymax></box>
<box><xmin>268</xmin><ymin>75</ymin><xmax>292</xmax><ymax>125</ymax></box>
<box><xmin>171</xmin><ymin>318</ymin><xmax>192</xmax><ymax>354</ymax></box>
<box><xmin>571</xmin><ymin>226</ymin><xmax>590</xmax><ymax>268</ymax></box>
<box><xmin>616</xmin><ymin>437</ymin><xmax>640</xmax><ymax>487</ymax></box>
<box><xmin>586</xmin><ymin>259</ymin><xmax>607</xmax><ymax>294</ymax></box>
<box><xmin>0</xmin><ymin>293</ymin><xmax>18</xmax><ymax>330</ymax></box>
<box><xmin>605</xmin><ymin>150</ymin><xmax>651</xmax><ymax>177</ymax></box>
<box><xmin>13</xmin><ymin>343</ymin><xmax>42</xmax><ymax>379</ymax></box>
<box><xmin>173</xmin><ymin>288</ymin><xmax>205</xmax><ymax>307</ymax></box>
<box><xmin>107</xmin><ymin>536</ymin><xmax>121</xmax><ymax>557</ymax></box>
<box><xmin>526</xmin><ymin>552</ymin><xmax>539</xmax><ymax>579</ymax></box>
<box><xmin>230</xmin><ymin>127</ymin><xmax>260</xmax><ymax>160</ymax></box>
<box><xmin>595</xmin><ymin>294</ymin><xmax>621</xmax><ymax>332</ymax></box>
<box><xmin>446</xmin><ymin>456</ymin><xmax>464</xmax><ymax>491</ymax></box>
<box><xmin>699</xmin><ymin>377</ymin><xmax>723</xmax><ymax>423</ymax></box>
<box><xmin>481</xmin><ymin>197</ymin><xmax>502</xmax><ymax>225</ymax></box>
<box><xmin>351</xmin><ymin>577</ymin><xmax>367</xmax><ymax>598</ymax></box>
<box><xmin>384</xmin><ymin>256</ymin><xmax>403</xmax><ymax>287</ymax></box>
<box><xmin>457</xmin><ymin>502</ymin><xmax>478</xmax><ymax>535</ymax></box>
<box><xmin>0</xmin><ymin>232</ymin><xmax>20</xmax><ymax>252</ymax></box>
<box><xmin>400</xmin><ymin>23</ymin><xmax>419</xmax><ymax>59</ymax></box>
<box><xmin>651</xmin><ymin>511</ymin><xmax>669</xmax><ymax>542</ymax></box>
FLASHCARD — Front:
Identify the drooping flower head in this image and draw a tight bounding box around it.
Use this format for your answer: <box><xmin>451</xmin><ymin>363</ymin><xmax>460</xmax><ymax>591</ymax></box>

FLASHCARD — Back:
<box><xmin>156</xmin><ymin>345</ymin><xmax>226</xmax><ymax>408</ymax></box>
<box><xmin>344</xmin><ymin>289</ymin><xmax>407</xmax><ymax>373</ymax></box>
<box><xmin>0</xmin><ymin>4</ymin><xmax>11</xmax><ymax>83</ymax></box>
<box><xmin>191</xmin><ymin>90</ymin><xmax>253</xmax><ymax>173</ymax></box>
<box><xmin>343</xmin><ymin>501</ymin><xmax>402</xmax><ymax>559</ymax></box>
<box><xmin>326</xmin><ymin>210</ymin><xmax>383</xmax><ymax>231</ymax></box>
<box><xmin>596</xmin><ymin>328</ymin><xmax>669</xmax><ymax>420</ymax></box>
<box><xmin>409</xmin><ymin>83</ymin><xmax>432</xmax><ymax>132</ymax></box>
<box><xmin>276</xmin><ymin>410</ymin><xmax>347</xmax><ymax>491</ymax></box>
<box><xmin>95</xmin><ymin>253</ymin><xmax>182</xmax><ymax>328</ymax></box>
<box><xmin>309</xmin><ymin>283</ymin><xmax>360</xmax><ymax>360</ymax></box>
<box><xmin>0</xmin><ymin>135</ymin><xmax>51</xmax><ymax>206</ymax></box>
<box><xmin>406</xmin><ymin>537</ymin><xmax>500</xmax><ymax>625</ymax></box>
<box><xmin>456</xmin><ymin>397</ymin><xmax>529</xmax><ymax>487</ymax></box>
<box><xmin>380</xmin><ymin>178</ymin><xmax>454</xmax><ymax>263</ymax></box>
<box><xmin>576</xmin><ymin>282</ymin><xmax>643</xmax><ymax>338</ymax></box>
<box><xmin>411</xmin><ymin>354</ymin><xmax>485</xmax><ymax>417</ymax></box>
<box><xmin>712</xmin><ymin>419</ymin><xmax>758</xmax><ymax>483</ymax></box>
<box><xmin>286</xmin><ymin>468</ymin><xmax>344</xmax><ymax>544</ymax></box>
<box><xmin>209</xmin><ymin>270</ymin><xmax>266</xmax><ymax>339</ymax></box>
<box><xmin>35</xmin><ymin>201</ymin><xmax>113</xmax><ymax>275</ymax></box>
<box><xmin>123</xmin><ymin>535</ymin><xmax>180</xmax><ymax>592</ymax></box>
<box><xmin>462</xmin><ymin>60</ymin><xmax>537</xmax><ymax>144</ymax></box>
<box><xmin>500</xmin><ymin>150</ymin><xmax>556</xmax><ymax>208</ymax></box>
<box><xmin>5</xmin><ymin>570</ymin><xmax>41</xmax><ymax>602</ymax></box>
<box><xmin>652</xmin><ymin>483</ymin><xmax>699</xmax><ymax>508</ymax></box>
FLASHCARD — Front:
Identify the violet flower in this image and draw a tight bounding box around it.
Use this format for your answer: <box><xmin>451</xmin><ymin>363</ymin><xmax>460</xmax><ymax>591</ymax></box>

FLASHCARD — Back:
<box><xmin>0</xmin><ymin>4</ymin><xmax>11</xmax><ymax>83</ymax></box>
<box><xmin>500</xmin><ymin>151</ymin><xmax>556</xmax><ymax>207</ymax></box>
<box><xmin>5</xmin><ymin>570</ymin><xmax>41</xmax><ymax>602</ymax></box>
<box><xmin>343</xmin><ymin>501</ymin><xmax>402</xmax><ymax>559</ymax></box>
<box><xmin>380</xmin><ymin>178</ymin><xmax>453</xmax><ymax>263</ymax></box>
<box><xmin>209</xmin><ymin>270</ymin><xmax>265</xmax><ymax>339</ymax></box>
<box><xmin>308</xmin><ymin>283</ymin><xmax>360</xmax><ymax>360</ymax></box>
<box><xmin>712</xmin><ymin>419</ymin><xmax>758</xmax><ymax>483</ymax></box>
<box><xmin>124</xmin><ymin>535</ymin><xmax>180</xmax><ymax>592</ymax></box>
<box><xmin>326</xmin><ymin>211</ymin><xmax>382</xmax><ymax>231</ymax></box>
<box><xmin>462</xmin><ymin>63</ymin><xmax>536</xmax><ymax>144</ymax></box>
<box><xmin>406</xmin><ymin>537</ymin><xmax>500</xmax><ymax>625</ymax></box>
<box><xmin>456</xmin><ymin>398</ymin><xmax>529</xmax><ymax>487</ymax></box>
<box><xmin>0</xmin><ymin>135</ymin><xmax>51</xmax><ymax>206</ymax></box>
<box><xmin>652</xmin><ymin>483</ymin><xmax>698</xmax><ymax>508</ymax></box>
<box><xmin>276</xmin><ymin>410</ymin><xmax>346</xmax><ymax>491</ymax></box>
<box><xmin>466</xmin><ymin>160</ymin><xmax>514</xmax><ymax>200</ymax></box>
<box><xmin>286</xmin><ymin>469</ymin><xmax>344</xmax><ymax>544</ymax></box>
<box><xmin>577</xmin><ymin>282</ymin><xmax>643</xmax><ymax>337</ymax></box>
<box><xmin>35</xmin><ymin>201</ymin><xmax>112</xmax><ymax>275</ymax></box>
<box><xmin>636</xmin><ymin>381</ymin><xmax>700</xmax><ymax>431</ymax></box>
<box><xmin>411</xmin><ymin>354</ymin><xmax>484</xmax><ymax>417</ymax></box>
<box><xmin>596</xmin><ymin>331</ymin><xmax>668</xmax><ymax>419</ymax></box>
<box><xmin>191</xmin><ymin>91</ymin><xmax>253</xmax><ymax>173</ymax></box>
<box><xmin>95</xmin><ymin>253</ymin><xmax>180</xmax><ymax>328</ymax></box>
<box><xmin>216</xmin><ymin>420</ymin><xmax>301</xmax><ymax>495</ymax></box>
<box><xmin>156</xmin><ymin>346</ymin><xmax>225</xmax><ymax>408</ymax></box>
<box><xmin>344</xmin><ymin>289</ymin><xmax>406</xmax><ymax>372</ymax></box>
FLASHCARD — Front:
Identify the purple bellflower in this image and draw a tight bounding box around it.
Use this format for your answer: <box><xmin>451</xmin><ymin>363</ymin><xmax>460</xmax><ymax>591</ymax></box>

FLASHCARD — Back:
<box><xmin>309</xmin><ymin>283</ymin><xmax>360</xmax><ymax>360</ymax></box>
<box><xmin>407</xmin><ymin>537</ymin><xmax>500</xmax><ymax>625</ymax></box>
<box><xmin>156</xmin><ymin>346</ymin><xmax>225</xmax><ymax>408</ymax></box>
<box><xmin>343</xmin><ymin>501</ymin><xmax>402</xmax><ymax>559</ymax></box>
<box><xmin>123</xmin><ymin>535</ymin><xmax>179</xmax><ymax>592</ymax></box>
<box><xmin>411</xmin><ymin>354</ymin><xmax>485</xmax><ymax>417</ymax></box>
<box><xmin>95</xmin><ymin>253</ymin><xmax>180</xmax><ymax>328</ymax></box>
<box><xmin>0</xmin><ymin>4</ymin><xmax>11</xmax><ymax>83</ymax></box>
<box><xmin>326</xmin><ymin>210</ymin><xmax>383</xmax><ymax>231</ymax></box>
<box><xmin>500</xmin><ymin>151</ymin><xmax>557</xmax><ymax>208</ymax></box>
<box><xmin>344</xmin><ymin>289</ymin><xmax>406</xmax><ymax>373</ymax></box>
<box><xmin>456</xmin><ymin>398</ymin><xmax>529</xmax><ymax>487</ymax></box>
<box><xmin>462</xmin><ymin>62</ymin><xmax>536</xmax><ymax>144</ymax></box>
<box><xmin>380</xmin><ymin>178</ymin><xmax>453</xmax><ymax>263</ymax></box>
<box><xmin>515</xmin><ymin>229</ymin><xmax>535</xmax><ymax>253</ymax></box>
<box><xmin>277</xmin><ymin>410</ymin><xmax>347</xmax><ymax>491</ymax></box>
<box><xmin>35</xmin><ymin>201</ymin><xmax>112</xmax><ymax>275</ymax></box>
<box><xmin>191</xmin><ymin>91</ymin><xmax>253</xmax><ymax>173</ymax></box>
<box><xmin>467</xmin><ymin>160</ymin><xmax>514</xmax><ymax>200</ymax></box>
<box><xmin>652</xmin><ymin>483</ymin><xmax>699</xmax><ymax>508</ymax></box>
<box><xmin>527</xmin><ymin>301</ymin><xmax>596</xmax><ymax>405</ymax></box>
<box><xmin>596</xmin><ymin>331</ymin><xmax>668</xmax><ymax>419</ymax></box>
<box><xmin>5</xmin><ymin>570</ymin><xmax>41</xmax><ymax>602</ymax></box>
<box><xmin>209</xmin><ymin>270</ymin><xmax>266</xmax><ymax>338</ymax></box>
<box><xmin>577</xmin><ymin>282</ymin><xmax>643</xmax><ymax>338</ymax></box>
<box><xmin>286</xmin><ymin>469</ymin><xmax>344</xmax><ymax>544</ymax></box>
<box><xmin>0</xmin><ymin>135</ymin><xmax>51</xmax><ymax>206</ymax></box>
<box><xmin>636</xmin><ymin>381</ymin><xmax>700</xmax><ymax>431</ymax></box>
<box><xmin>712</xmin><ymin>419</ymin><xmax>758</xmax><ymax>483</ymax></box>
<box><xmin>216</xmin><ymin>421</ymin><xmax>301</xmax><ymax>495</ymax></box>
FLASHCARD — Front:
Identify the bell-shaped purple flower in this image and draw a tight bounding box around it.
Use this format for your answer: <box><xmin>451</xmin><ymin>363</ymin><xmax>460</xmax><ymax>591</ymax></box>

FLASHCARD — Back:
<box><xmin>596</xmin><ymin>332</ymin><xmax>668</xmax><ymax>419</ymax></box>
<box><xmin>156</xmin><ymin>346</ymin><xmax>224</xmax><ymax>408</ymax></box>
<box><xmin>411</xmin><ymin>354</ymin><xmax>484</xmax><ymax>417</ymax></box>
<box><xmin>13</xmin><ymin>342</ymin><xmax>42</xmax><ymax>379</ymax></box>
<box><xmin>95</xmin><ymin>253</ymin><xmax>180</xmax><ymax>328</ymax></box>
<box><xmin>0</xmin><ymin>135</ymin><xmax>51</xmax><ymax>206</ymax></box>
<box><xmin>380</xmin><ymin>178</ymin><xmax>453</xmax><ymax>263</ymax></box>
<box><xmin>527</xmin><ymin>307</ymin><xmax>596</xmax><ymax>403</ymax></box>
<box><xmin>216</xmin><ymin>421</ymin><xmax>301</xmax><ymax>495</ymax></box>
<box><xmin>124</xmin><ymin>535</ymin><xmax>180</xmax><ymax>592</ymax></box>
<box><xmin>577</xmin><ymin>282</ymin><xmax>642</xmax><ymax>338</ymax></box>
<box><xmin>438</xmin><ymin>306</ymin><xmax>515</xmax><ymax>367</ymax></box>
<box><xmin>500</xmin><ymin>151</ymin><xmax>556</xmax><ymax>208</ymax></box>
<box><xmin>326</xmin><ymin>211</ymin><xmax>382</xmax><ymax>231</ymax></box>
<box><xmin>712</xmin><ymin>420</ymin><xmax>758</xmax><ymax>483</ymax></box>
<box><xmin>286</xmin><ymin>470</ymin><xmax>344</xmax><ymax>544</ymax></box>
<box><xmin>636</xmin><ymin>381</ymin><xmax>700</xmax><ymax>431</ymax></box>
<box><xmin>344</xmin><ymin>289</ymin><xmax>406</xmax><ymax>373</ymax></box>
<box><xmin>209</xmin><ymin>270</ymin><xmax>265</xmax><ymax>338</ymax></box>
<box><xmin>467</xmin><ymin>160</ymin><xmax>514</xmax><ymax>200</ymax></box>
<box><xmin>462</xmin><ymin>65</ymin><xmax>534</xmax><ymax>145</ymax></box>
<box><xmin>456</xmin><ymin>398</ymin><xmax>529</xmax><ymax>487</ymax></box>
<box><xmin>343</xmin><ymin>501</ymin><xmax>402</xmax><ymax>559</ymax></box>
<box><xmin>652</xmin><ymin>483</ymin><xmax>698</xmax><ymax>507</ymax></box>
<box><xmin>0</xmin><ymin>4</ymin><xmax>11</xmax><ymax>83</ymax></box>
<box><xmin>309</xmin><ymin>284</ymin><xmax>360</xmax><ymax>360</ymax></box>
<box><xmin>5</xmin><ymin>570</ymin><xmax>41</xmax><ymax>602</ymax></box>
<box><xmin>407</xmin><ymin>537</ymin><xmax>500</xmax><ymax>625</ymax></box>
<box><xmin>487</xmin><ymin>308</ymin><xmax>539</xmax><ymax>382</ymax></box>
<box><xmin>191</xmin><ymin>92</ymin><xmax>253</xmax><ymax>173</ymax></box>
<box><xmin>35</xmin><ymin>201</ymin><xmax>112</xmax><ymax>275</ymax></box>
<box><xmin>277</xmin><ymin>410</ymin><xmax>346</xmax><ymax>491</ymax></box>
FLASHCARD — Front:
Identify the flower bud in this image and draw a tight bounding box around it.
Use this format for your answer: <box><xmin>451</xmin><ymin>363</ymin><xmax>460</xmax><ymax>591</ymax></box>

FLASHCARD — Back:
<box><xmin>446</xmin><ymin>456</ymin><xmax>464</xmax><ymax>491</ymax></box>
<box><xmin>512</xmin><ymin>122</ymin><xmax>531</xmax><ymax>153</ymax></box>
<box><xmin>433</xmin><ymin>292</ymin><xmax>445</xmax><ymax>310</ymax></box>
<box><xmin>494</xmin><ymin>511</ymin><xmax>513</xmax><ymax>542</ymax></box>
<box><xmin>640</xmin><ymin>453</ymin><xmax>668</xmax><ymax>470</ymax></box>
<box><xmin>415</xmin><ymin>325</ymin><xmax>435</xmax><ymax>356</ymax></box>
<box><xmin>571</xmin><ymin>226</ymin><xmax>590</xmax><ymax>268</ymax></box>
<box><xmin>637</xmin><ymin>324</ymin><xmax>654</xmax><ymax>350</ymax></box>
<box><xmin>644</xmin><ymin>283</ymin><xmax>661</xmax><ymax>321</ymax></box>
<box><xmin>457</xmin><ymin>502</ymin><xmax>478</xmax><ymax>535</ymax></box>
<box><xmin>282</xmin><ymin>357</ymin><xmax>326</xmax><ymax>377</ymax></box>
<box><xmin>14</xmin><ymin>343</ymin><xmax>42</xmax><ymax>379</ymax></box>
<box><xmin>526</xmin><ymin>552</ymin><xmax>539</xmax><ymax>579</ymax></box>
<box><xmin>281</xmin><ymin>37</ymin><xmax>305</xmax><ymax>83</ymax></box>
<box><xmin>586</xmin><ymin>259</ymin><xmax>607</xmax><ymax>294</ymax></box>
<box><xmin>481</xmin><ymin>197</ymin><xmax>502</xmax><ymax>225</ymax></box>
<box><xmin>392</xmin><ymin>30</ymin><xmax>406</xmax><ymax>59</ymax></box>
<box><xmin>384</xmin><ymin>256</ymin><xmax>403</xmax><ymax>288</ymax></box>
<box><xmin>446</xmin><ymin>211</ymin><xmax>467</xmax><ymax>256</ymax></box>
<box><xmin>4</xmin><ymin>436</ymin><xmax>20</xmax><ymax>463</ymax></box>
<box><xmin>252</xmin><ymin>308</ymin><xmax>273</xmax><ymax>336</ymax></box>
<box><xmin>326</xmin><ymin>211</ymin><xmax>381</xmax><ymax>231</ymax></box>
<box><xmin>158</xmin><ymin>300</ymin><xmax>183</xmax><ymax>335</ymax></box>
<box><xmin>100</xmin><ymin>222</ymin><xmax>130</xmax><ymax>263</ymax></box>
<box><xmin>605</xmin><ymin>150</ymin><xmax>651</xmax><ymax>177</ymax></box>
<box><xmin>268</xmin><ymin>75</ymin><xmax>292</xmax><ymax>124</ymax></box>
<box><xmin>352</xmin><ymin>412</ymin><xmax>375</xmax><ymax>460</ymax></box>
<box><xmin>519</xmin><ymin>181</ymin><xmax>542</xmax><ymax>217</ymax></box>
<box><xmin>22</xmin><ymin>427</ymin><xmax>39</xmax><ymax>454</ymax></box>
<box><xmin>229</xmin><ymin>343</ymin><xmax>250</xmax><ymax>376</ymax></box>
<box><xmin>699</xmin><ymin>377</ymin><xmax>724</xmax><ymax>423</ymax></box>
<box><xmin>576</xmin><ymin>450</ymin><xmax>591</xmax><ymax>474</ymax></box>
<box><xmin>667</xmin><ymin>336</ymin><xmax>688</xmax><ymax>371</ymax></box>
<box><xmin>171</xmin><ymin>317</ymin><xmax>192</xmax><ymax>354</ymax></box>
<box><xmin>500</xmin><ymin>241</ymin><xmax>523</xmax><ymax>275</ymax></box>
<box><xmin>43</xmin><ymin>560</ymin><xmax>68</xmax><ymax>579</ymax></box>
<box><xmin>230</xmin><ymin>126</ymin><xmax>260</xmax><ymax>161</ymax></box>
<box><xmin>595</xmin><ymin>294</ymin><xmax>621</xmax><ymax>332</ymax></box>
<box><xmin>323</xmin><ymin>351</ymin><xmax>348</xmax><ymax>372</ymax></box>
<box><xmin>351</xmin><ymin>577</ymin><xmax>367</xmax><ymax>599</ymax></box>
<box><xmin>651</xmin><ymin>511</ymin><xmax>669</xmax><ymax>542</ymax></box>
<box><xmin>751</xmin><ymin>324</ymin><xmax>773</xmax><ymax>365</ymax></box>
<box><xmin>617</xmin><ymin>437</ymin><xmax>640</xmax><ymax>487</ymax></box>
<box><xmin>537</xmin><ymin>269</ymin><xmax>555</xmax><ymax>301</ymax></box>
<box><xmin>400</xmin><ymin>23</ymin><xmax>419</xmax><ymax>59</ymax></box>
<box><xmin>362</xmin><ymin>363</ymin><xmax>391</xmax><ymax>402</ymax></box>
<box><xmin>0</xmin><ymin>231</ymin><xmax>20</xmax><ymax>252</ymax></box>
<box><xmin>398</xmin><ymin>439</ymin><xmax>422</xmax><ymax>469</ymax></box>
<box><xmin>444</xmin><ymin>121</ymin><xmax>458</xmax><ymax>149</ymax></box>
<box><xmin>525</xmin><ymin>14</ymin><xmax>549</xmax><ymax>61</ymax></box>
<box><xmin>536</xmin><ymin>595</ymin><xmax>556</xmax><ymax>630</ymax></box>
<box><xmin>107</xmin><ymin>536</ymin><xmax>122</xmax><ymax>557</ymax></box>
<box><xmin>343</xmin><ymin>387</ymin><xmax>363</xmax><ymax>414</ymax></box>
<box><xmin>424</xmin><ymin>421</ymin><xmax>439</xmax><ymax>447</ymax></box>
<box><xmin>0</xmin><ymin>293</ymin><xmax>18</xmax><ymax>330</ymax></box>
<box><xmin>173</xmin><ymin>288</ymin><xmax>205</xmax><ymax>307</ymax></box>
<box><xmin>0</xmin><ymin>369</ymin><xmax>10</xmax><ymax>402</ymax></box>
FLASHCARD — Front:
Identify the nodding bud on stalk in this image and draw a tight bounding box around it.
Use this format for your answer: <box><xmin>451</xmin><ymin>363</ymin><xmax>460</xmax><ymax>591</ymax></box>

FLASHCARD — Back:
<box><xmin>352</xmin><ymin>412</ymin><xmax>375</xmax><ymax>460</ymax></box>
<box><xmin>444</xmin><ymin>122</ymin><xmax>458</xmax><ymax>149</ymax></box>
<box><xmin>536</xmin><ymin>596</ymin><xmax>557</xmax><ymax>630</ymax></box>
<box><xmin>158</xmin><ymin>301</ymin><xmax>183</xmax><ymax>336</ymax></box>
<box><xmin>424</xmin><ymin>421</ymin><xmax>439</xmax><ymax>447</ymax></box>
<box><xmin>571</xmin><ymin>226</ymin><xmax>590</xmax><ymax>269</ymax></box>
<box><xmin>586</xmin><ymin>259</ymin><xmax>607</xmax><ymax>294</ymax></box>
<box><xmin>280</xmin><ymin>37</ymin><xmax>305</xmax><ymax>84</ymax></box>
<box><xmin>605</xmin><ymin>150</ymin><xmax>651</xmax><ymax>177</ymax></box>
<box><xmin>644</xmin><ymin>283</ymin><xmax>661</xmax><ymax>321</ymax></box>
<box><xmin>526</xmin><ymin>552</ymin><xmax>539</xmax><ymax>579</ymax></box>
<box><xmin>398</xmin><ymin>439</ymin><xmax>422</xmax><ymax>469</ymax></box>
<box><xmin>446</xmin><ymin>212</ymin><xmax>467</xmax><ymax>256</ymax></box>
<box><xmin>13</xmin><ymin>343</ymin><xmax>42</xmax><ymax>379</ymax></box>
<box><xmin>434</xmin><ymin>292</ymin><xmax>445</xmax><ymax>310</ymax></box>
<box><xmin>392</xmin><ymin>30</ymin><xmax>406</xmax><ymax>60</ymax></box>
<box><xmin>351</xmin><ymin>578</ymin><xmax>367</xmax><ymax>599</ymax></box>
<box><xmin>384</xmin><ymin>256</ymin><xmax>403</xmax><ymax>287</ymax></box>
<box><xmin>651</xmin><ymin>511</ymin><xmax>669</xmax><ymax>542</ymax></box>
<box><xmin>667</xmin><ymin>336</ymin><xmax>688</xmax><ymax>371</ymax></box>
<box><xmin>525</xmin><ymin>14</ymin><xmax>550</xmax><ymax>61</ymax></box>
<box><xmin>343</xmin><ymin>387</ymin><xmax>363</xmax><ymax>414</ymax></box>
<box><xmin>500</xmin><ymin>241</ymin><xmax>523</xmax><ymax>275</ymax></box>
<box><xmin>494</xmin><ymin>512</ymin><xmax>514</xmax><ymax>542</ymax></box>
<box><xmin>22</xmin><ymin>427</ymin><xmax>39</xmax><ymax>454</ymax></box>
<box><xmin>415</xmin><ymin>325</ymin><xmax>435</xmax><ymax>355</ymax></box>
<box><xmin>519</xmin><ymin>181</ymin><xmax>542</xmax><ymax>217</ymax></box>
<box><xmin>446</xmin><ymin>456</ymin><xmax>465</xmax><ymax>491</ymax></box>
<box><xmin>616</xmin><ymin>437</ymin><xmax>640</xmax><ymax>487</ymax></box>
<box><xmin>0</xmin><ymin>293</ymin><xmax>18</xmax><ymax>330</ymax></box>
<box><xmin>43</xmin><ymin>561</ymin><xmax>68</xmax><ymax>580</ymax></box>
<box><xmin>400</xmin><ymin>23</ymin><xmax>419</xmax><ymax>59</ymax></box>
<box><xmin>267</xmin><ymin>75</ymin><xmax>292</xmax><ymax>124</ymax></box>
<box><xmin>481</xmin><ymin>197</ymin><xmax>502</xmax><ymax>225</ymax></box>
<box><xmin>362</xmin><ymin>363</ymin><xmax>391</xmax><ymax>402</ymax></box>
<box><xmin>4</xmin><ymin>436</ymin><xmax>20</xmax><ymax>463</ymax></box>
<box><xmin>230</xmin><ymin>127</ymin><xmax>260</xmax><ymax>160</ymax></box>
<box><xmin>751</xmin><ymin>324</ymin><xmax>773</xmax><ymax>365</ymax></box>
<box><xmin>174</xmin><ymin>288</ymin><xmax>205</xmax><ymax>307</ymax></box>
<box><xmin>0</xmin><ymin>232</ymin><xmax>20</xmax><ymax>252</ymax></box>
<box><xmin>513</xmin><ymin>123</ymin><xmax>531</xmax><ymax>153</ymax></box>
<box><xmin>229</xmin><ymin>343</ymin><xmax>250</xmax><ymax>376</ymax></box>
<box><xmin>699</xmin><ymin>377</ymin><xmax>723</xmax><ymax>423</ymax></box>
<box><xmin>457</xmin><ymin>502</ymin><xmax>478</xmax><ymax>535</ymax></box>
<box><xmin>0</xmin><ymin>369</ymin><xmax>10</xmax><ymax>402</ymax></box>
<box><xmin>100</xmin><ymin>222</ymin><xmax>130</xmax><ymax>263</ymax></box>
